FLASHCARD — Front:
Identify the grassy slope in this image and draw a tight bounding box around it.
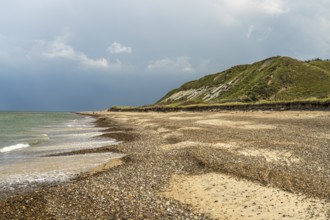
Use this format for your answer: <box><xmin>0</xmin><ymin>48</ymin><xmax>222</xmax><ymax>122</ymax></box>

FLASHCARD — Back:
<box><xmin>157</xmin><ymin>56</ymin><xmax>330</xmax><ymax>106</ymax></box>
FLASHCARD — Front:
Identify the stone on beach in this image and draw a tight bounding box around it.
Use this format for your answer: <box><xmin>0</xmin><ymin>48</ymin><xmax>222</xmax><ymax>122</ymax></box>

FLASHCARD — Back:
<box><xmin>0</xmin><ymin>111</ymin><xmax>329</xmax><ymax>219</ymax></box>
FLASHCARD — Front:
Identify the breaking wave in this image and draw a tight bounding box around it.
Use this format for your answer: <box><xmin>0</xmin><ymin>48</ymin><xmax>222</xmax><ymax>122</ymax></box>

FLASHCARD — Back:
<box><xmin>0</xmin><ymin>144</ymin><xmax>30</xmax><ymax>153</ymax></box>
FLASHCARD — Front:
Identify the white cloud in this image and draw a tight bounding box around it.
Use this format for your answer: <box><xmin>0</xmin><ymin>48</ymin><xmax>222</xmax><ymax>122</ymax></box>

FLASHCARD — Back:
<box><xmin>246</xmin><ymin>25</ymin><xmax>255</xmax><ymax>39</ymax></box>
<box><xmin>223</xmin><ymin>0</ymin><xmax>289</xmax><ymax>15</ymax></box>
<box><xmin>148</xmin><ymin>56</ymin><xmax>195</xmax><ymax>73</ymax></box>
<box><xmin>208</xmin><ymin>0</ymin><xmax>289</xmax><ymax>26</ymax></box>
<box><xmin>79</xmin><ymin>56</ymin><xmax>110</xmax><ymax>69</ymax></box>
<box><xmin>0</xmin><ymin>31</ymin><xmax>124</xmax><ymax>71</ymax></box>
<box><xmin>41</xmin><ymin>35</ymin><xmax>119</xmax><ymax>70</ymax></box>
<box><xmin>108</xmin><ymin>42</ymin><xmax>132</xmax><ymax>54</ymax></box>
<box><xmin>259</xmin><ymin>0</ymin><xmax>289</xmax><ymax>14</ymax></box>
<box><xmin>43</xmin><ymin>40</ymin><xmax>75</xmax><ymax>59</ymax></box>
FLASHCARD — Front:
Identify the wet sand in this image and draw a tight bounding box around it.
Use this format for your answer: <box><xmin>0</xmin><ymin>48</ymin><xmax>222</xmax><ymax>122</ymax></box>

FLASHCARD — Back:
<box><xmin>0</xmin><ymin>111</ymin><xmax>329</xmax><ymax>219</ymax></box>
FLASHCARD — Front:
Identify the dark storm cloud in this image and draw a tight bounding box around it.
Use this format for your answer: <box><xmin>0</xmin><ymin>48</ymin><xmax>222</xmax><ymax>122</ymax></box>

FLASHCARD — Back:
<box><xmin>0</xmin><ymin>0</ymin><xmax>329</xmax><ymax>110</ymax></box>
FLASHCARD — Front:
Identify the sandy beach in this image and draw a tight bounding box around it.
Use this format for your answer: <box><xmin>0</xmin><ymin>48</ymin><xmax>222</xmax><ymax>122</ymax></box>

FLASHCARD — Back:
<box><xmin>0</xmin><ymin>110</ymin><xmax>329</xmax><ymax>219</ymax></box>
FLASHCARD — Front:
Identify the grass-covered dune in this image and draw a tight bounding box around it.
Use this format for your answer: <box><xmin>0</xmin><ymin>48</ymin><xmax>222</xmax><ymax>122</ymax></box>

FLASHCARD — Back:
<box><xmin>111</xmin><ymin>56</ymin><xmax>330</xmax><ymax>111</ymax></box>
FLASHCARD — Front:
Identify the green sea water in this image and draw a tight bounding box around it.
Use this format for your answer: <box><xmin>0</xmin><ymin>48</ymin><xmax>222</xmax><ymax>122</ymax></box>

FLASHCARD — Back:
<box><xmin>0</xmin><ymin>112</ymin><xmax>81</xmax><ymax>153</ymax></box>
<box><xmin>0</xmin><ymin>112</ymin><xmax>119</xmax><ymax>195</ymax></box>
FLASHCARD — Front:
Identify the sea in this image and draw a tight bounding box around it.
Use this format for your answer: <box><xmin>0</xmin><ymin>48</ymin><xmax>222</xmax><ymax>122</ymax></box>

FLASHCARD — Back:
<box><xmin>0</xmin><ymin>112</ymin><xmax>120</xmax><ymax>197</ymax></box>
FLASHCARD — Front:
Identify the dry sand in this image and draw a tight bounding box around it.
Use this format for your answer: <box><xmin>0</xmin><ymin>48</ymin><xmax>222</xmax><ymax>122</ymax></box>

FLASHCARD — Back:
<box><xmin>163</xmin><ymin>173</ymin><xmax>328</xmax><ymax>220</ymax></box>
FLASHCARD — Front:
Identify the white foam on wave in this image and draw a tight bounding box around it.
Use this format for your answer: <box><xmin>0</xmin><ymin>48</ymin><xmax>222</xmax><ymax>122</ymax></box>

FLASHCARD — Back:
<box><xmin>0</xmin><ymin>153</ymin><xmax>124</xmax><ymax>193</ymax></box>
<box><xmin>0</xmin><ymin>144</ymin><xmax>30</xmax><ymax>153</ymax></box>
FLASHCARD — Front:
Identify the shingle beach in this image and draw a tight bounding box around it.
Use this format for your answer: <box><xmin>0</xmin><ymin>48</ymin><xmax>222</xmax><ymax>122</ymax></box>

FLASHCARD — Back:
<box><xmin>1</xmin><ymin>111</ymin><xmax>329</xmax><ymax>219</ymax></box>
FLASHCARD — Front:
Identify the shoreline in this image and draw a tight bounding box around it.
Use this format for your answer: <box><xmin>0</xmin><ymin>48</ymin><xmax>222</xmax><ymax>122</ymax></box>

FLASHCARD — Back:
<box><xmin>0</xmin><ymin>114</ymin><xmax>122</xmax><ymax>200</ymax></box>
<box><xmin>1</xmin><ymin>111</ymin><xmax>329</xmax><ymax>219</ymax></box>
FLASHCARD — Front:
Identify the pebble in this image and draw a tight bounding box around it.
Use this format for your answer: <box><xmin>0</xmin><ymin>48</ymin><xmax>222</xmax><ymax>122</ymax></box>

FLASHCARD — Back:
<box><xmin>0</xmin><ymin>112</ymin><xmax>329</xmax><ymax>219</ymax></box>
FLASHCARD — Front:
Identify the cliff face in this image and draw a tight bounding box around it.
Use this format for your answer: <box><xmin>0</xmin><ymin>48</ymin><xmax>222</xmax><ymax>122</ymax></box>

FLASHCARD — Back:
<box><xmin>157</xmin><ymin>56</ymin><xmax>330</xmax><ymax>106</ymax></box>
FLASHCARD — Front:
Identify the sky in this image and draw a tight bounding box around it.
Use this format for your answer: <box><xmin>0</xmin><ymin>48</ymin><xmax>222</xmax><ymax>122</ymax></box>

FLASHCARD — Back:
<box><xmin>0</xmin><ymin>0</ymin><xmax>330</xmax><ymax>111</ymax></box>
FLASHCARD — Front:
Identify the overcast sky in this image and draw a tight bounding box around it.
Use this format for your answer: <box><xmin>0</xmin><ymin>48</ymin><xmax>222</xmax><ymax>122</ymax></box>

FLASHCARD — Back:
<box><xmin>1</xmin><ymin>0</ymin><xmax>329</xmax><ymax>111</ymax></box>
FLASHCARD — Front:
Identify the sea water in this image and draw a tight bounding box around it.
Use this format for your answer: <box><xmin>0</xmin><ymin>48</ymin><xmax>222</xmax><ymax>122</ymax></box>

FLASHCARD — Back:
<box><xmin>0</xmin><ymin>112</ymin><xmax>120</xmax><ymax>196</ymax></box>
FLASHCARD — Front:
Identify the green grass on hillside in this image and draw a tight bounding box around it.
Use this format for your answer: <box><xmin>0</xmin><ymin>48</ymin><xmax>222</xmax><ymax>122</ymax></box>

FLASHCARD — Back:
<box><xmin>157</xmin><ymin>56</ymin><xmax>330</xmax><ymax>106</ymax></box>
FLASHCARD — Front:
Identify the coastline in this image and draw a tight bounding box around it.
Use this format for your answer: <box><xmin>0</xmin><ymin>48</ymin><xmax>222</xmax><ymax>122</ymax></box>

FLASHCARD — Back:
<box><xmin>0</xmin><ymin>112</ymin><xmax>120</xmax><ymax>200</ymax></box>
<box><xmin>1</xmin><ymin>111</ymin><xmax>329</xmax><ymax>219</ymax></box>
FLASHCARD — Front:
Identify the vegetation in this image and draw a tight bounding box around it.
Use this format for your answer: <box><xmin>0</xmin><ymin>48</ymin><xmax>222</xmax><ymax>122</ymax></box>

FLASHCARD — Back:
<box><xmin>110</xmin><ymin>56</ymin><xmax>330</xmax><ymax>111</ymax></box>
<box><xmin>156</xmin><ymin>56</ymin><xmax>330</xmax><ymax>106</ymax></box>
